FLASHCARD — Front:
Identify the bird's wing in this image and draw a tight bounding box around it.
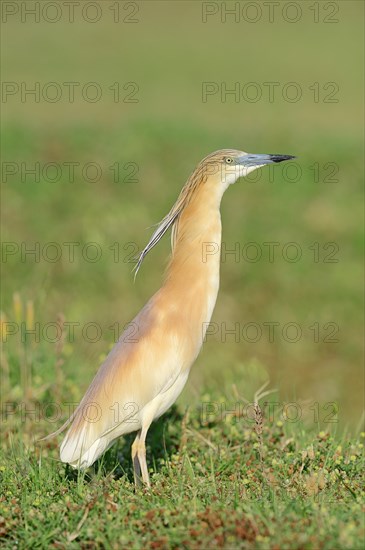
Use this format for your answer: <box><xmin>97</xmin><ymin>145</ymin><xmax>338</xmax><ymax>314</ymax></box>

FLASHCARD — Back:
<box><xmin>56</xmin><ymin>290</ymin><xmax>194</xmax><ymax>468</ymax></box>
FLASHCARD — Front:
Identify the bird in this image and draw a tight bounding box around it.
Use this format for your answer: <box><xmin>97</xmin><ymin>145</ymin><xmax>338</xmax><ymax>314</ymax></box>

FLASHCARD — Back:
<box><xmin>44</xmin><ymin>148</ymin><xmax>295</xmax><ymax>487</ymax></box>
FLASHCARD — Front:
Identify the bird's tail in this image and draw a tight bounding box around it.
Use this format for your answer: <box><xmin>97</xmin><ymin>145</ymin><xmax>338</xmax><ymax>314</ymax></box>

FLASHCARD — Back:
<box><xmin>60</xmin><ymin>424</ymin><xmax>109</xmax><ymax>469</ymax></box>
<box><xmin>38</xmin><ymin>402</ymin><xmax>106</xmax><ymax>468</ymax></box>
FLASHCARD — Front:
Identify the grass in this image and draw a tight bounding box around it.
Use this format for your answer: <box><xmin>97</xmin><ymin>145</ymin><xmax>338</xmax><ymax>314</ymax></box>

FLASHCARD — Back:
<box><xmin>1</xmin><ymin>380</ymin><xmax>364</xmax><ymax>549</ymax></box>
<box><xmin>1</xmin><ymin>298</ymin><xmax>364</xmax><ymax>548</ymax></box>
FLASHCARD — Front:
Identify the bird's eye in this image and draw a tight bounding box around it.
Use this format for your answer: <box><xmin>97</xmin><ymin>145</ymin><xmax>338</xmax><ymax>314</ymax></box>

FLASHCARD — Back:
<box><xmin>225</xmin><ymin>157</ymin><xmax>233</xmax><ymax>164</ymax></box>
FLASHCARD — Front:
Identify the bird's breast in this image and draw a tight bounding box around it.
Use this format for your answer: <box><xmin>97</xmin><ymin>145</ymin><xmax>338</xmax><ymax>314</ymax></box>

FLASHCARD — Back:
<box><xmin>156</xmin><ymin>239</ymin><xmax>221</xmax><ymax>367</ymax></box>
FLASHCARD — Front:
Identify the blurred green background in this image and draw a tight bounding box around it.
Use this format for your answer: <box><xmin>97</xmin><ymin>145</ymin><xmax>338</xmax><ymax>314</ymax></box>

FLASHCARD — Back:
<box><xmin>1</xmin><ymin>1</ymin><xmax>364</xmax><ymax>427</ymax></box>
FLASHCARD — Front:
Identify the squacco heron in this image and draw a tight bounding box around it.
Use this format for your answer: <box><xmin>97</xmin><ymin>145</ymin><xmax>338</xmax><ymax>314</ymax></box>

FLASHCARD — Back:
<box><xmin>46</xmin><ymin>149</ymin><xmax>294</xmax><ymax>486</ymax></box>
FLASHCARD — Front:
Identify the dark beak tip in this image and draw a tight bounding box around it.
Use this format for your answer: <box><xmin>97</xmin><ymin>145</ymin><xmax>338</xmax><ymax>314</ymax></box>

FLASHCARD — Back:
<box><xmin>270</xmin><ymin>154</ymin><xmax>296</xmax><ymax>163</ymax></box>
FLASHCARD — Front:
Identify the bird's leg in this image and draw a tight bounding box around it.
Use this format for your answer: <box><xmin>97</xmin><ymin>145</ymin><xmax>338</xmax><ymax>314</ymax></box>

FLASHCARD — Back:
<box><xmin>131</xmin><ymin>431</ymin><xmax>142</xmax><ymax>487</ymax></box>
<box><xmin>137</xmin><ymin>427</ymin><xmax>150</xmax><ymax>488</ymax></box>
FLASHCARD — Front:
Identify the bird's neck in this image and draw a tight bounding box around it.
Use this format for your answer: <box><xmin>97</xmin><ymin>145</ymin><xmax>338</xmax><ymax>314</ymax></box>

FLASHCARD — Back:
<box><xmin>162</xmin><ymin>182</ymin><xmax>223</xmax><ymax>317</ymax></box>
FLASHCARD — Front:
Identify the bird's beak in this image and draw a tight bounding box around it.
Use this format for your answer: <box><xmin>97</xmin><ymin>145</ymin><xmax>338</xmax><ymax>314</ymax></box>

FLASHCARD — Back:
<box><xmin>237</xmin><ymin>153</ymin><xmax>296</xmax><ymax>167</ymax></box>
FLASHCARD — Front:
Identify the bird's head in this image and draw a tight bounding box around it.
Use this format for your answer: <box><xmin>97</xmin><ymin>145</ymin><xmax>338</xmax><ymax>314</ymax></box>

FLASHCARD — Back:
<box><xmin>134</xmin><ymin>147</ymin><xmax>295</xmax><ymax>275</ymax></box>
<box><xmin>198</xmin><ymin>148</ymin><xmax>296</xmax><ymax>191</ymax></box>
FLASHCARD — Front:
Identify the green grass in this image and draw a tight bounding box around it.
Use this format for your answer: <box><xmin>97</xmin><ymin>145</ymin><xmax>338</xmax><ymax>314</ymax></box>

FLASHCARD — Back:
<box><xmin>1</xmin><ymin>1</ymin><xmax>364</xmax><ymax>547</ymax></box>
<box><xmin>1</xmin><ymin>384</ymin><xmax>364</xmax><ymax>549</ymax></box>
<box><xmin>1</xmin><ymin>307</ymin><xmax>364</xmax><ymax>548</ymax></box>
